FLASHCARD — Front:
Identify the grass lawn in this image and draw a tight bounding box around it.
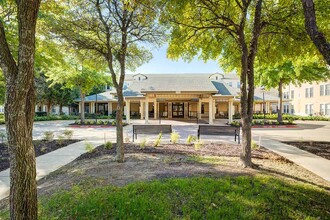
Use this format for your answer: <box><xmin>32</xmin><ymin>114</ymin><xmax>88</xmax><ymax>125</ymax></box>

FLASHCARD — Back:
<box><xmin>9</xmin><ymin>175</ymin><xmax>327</xmax><ymax>219</ymax></box>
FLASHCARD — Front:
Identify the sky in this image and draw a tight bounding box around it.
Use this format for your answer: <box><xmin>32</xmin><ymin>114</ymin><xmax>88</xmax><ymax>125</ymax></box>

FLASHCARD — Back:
<box><xmin>126</xmin><ymin>45</ymin><xmax>223</xmax><ymax>74</ymax></box>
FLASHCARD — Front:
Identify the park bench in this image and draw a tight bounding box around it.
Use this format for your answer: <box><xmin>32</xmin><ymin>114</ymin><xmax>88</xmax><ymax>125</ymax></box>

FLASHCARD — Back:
<box><xmin>132</xmin><ymin>125</ymin><xmax>172</xmax><ymax>142</ymax></box>
<box><xmin>197</xmin><ymin>125</ymin><xmax>240</xmax><ymax>144</ymax></box>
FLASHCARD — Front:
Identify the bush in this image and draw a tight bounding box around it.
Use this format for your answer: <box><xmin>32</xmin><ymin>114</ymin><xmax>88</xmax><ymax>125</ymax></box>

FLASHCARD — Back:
<box><xmin>43</xmin><ymin>131</ymin><xmax>54</xmax><ymax>141</ymax></box>
<box><xmin>170</xmin><ymin>132</ymin><xmax>180</xmax><ymax>144</ymax></box>
<box><xmin>194</xmin><ymin>139</ymin><xmax>204</xmax><ymax>150</ymax></box>
<box><xmin>0</xmin><ymin>132</ymin><xmax>6</xmax><ymax>143</ymax></box>
<box><xmin>57</xmin><ymin>135</ymin><xmax>65</xmax><ymax>145</ymax></box>
<box><xmin>154</xmin><ymin>132</ymin><xmax>162</xmax><ymax>147</ymax></box>
<box><xmin>85</xmin><ymin>143</ymin><xmax>94</xmax><ymax>153</ymax></box>
<box><xmin>186</xmin><ymin>135</ymin><xmax>197</xmax><ymax>144</ymax></box>
<box><xmin>140</xmin><ymin>138</ymin><xmax>147</xmax><ymax>149</ymax></box>
<box><xmin>104</xmin><ymin>141</ymin><xmax>113</xmax><ymax>150</ymax></box>
<box><xmin>63</xmin><ymin>130</ymin><xmax>74</xmax><ymax>140</ymax></box>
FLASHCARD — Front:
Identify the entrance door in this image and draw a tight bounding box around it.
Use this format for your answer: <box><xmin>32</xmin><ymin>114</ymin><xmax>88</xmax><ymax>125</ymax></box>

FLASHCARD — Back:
<box><xmin>172</xmin><ymin>102</ymin><xmax>184</xmax><ymax>118</ymax></box>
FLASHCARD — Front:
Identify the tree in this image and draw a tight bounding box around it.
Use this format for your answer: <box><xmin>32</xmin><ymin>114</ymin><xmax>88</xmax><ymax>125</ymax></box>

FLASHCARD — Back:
<box><xmin>47</xmin><ymin>54</ymin><xmax>109</xmax><ymax>122</ymax></box>
<box><xmin>163</xmin><ymin>0</ymin><xmax>264</xmax><ymax>167</ymax></box>
<box><xmin>256</xmin><ymin>60</ymin><xmax>330</xmax><ymax>121</ymax></box>
<box><xmin>35</xmin><ymin>71</ymin><xmax>76</xmax><ymax>115</ymax></box>
<box><xmin>301</xmin><ymin>0</ymin><xmax>330</xmax><ymax>65</ymax></box>
<box><xmin>46</xmin><ymin>0</ymin><xmax>165</xmax><ymax>162</ymax></box>
<box><xmin>0</xmin><ymin>0</ymin><xmax>41</xmax><ymax>219</ymax></box>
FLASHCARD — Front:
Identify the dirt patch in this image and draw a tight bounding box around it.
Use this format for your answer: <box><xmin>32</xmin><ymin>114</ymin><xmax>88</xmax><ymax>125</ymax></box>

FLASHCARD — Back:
<box><xmin>35</xmin><ymin>143</ymin><xmax>330</xmax><ymax>199</ymax></box>
<box><xmin>283</xmin><ymin>141</ymin><xmax>330</xmax><ymax>160</ymax></box>
<box><xmin>0</xmin><ymin>139</ymin><xmax>80</xmax><ymax>172</ymax></box>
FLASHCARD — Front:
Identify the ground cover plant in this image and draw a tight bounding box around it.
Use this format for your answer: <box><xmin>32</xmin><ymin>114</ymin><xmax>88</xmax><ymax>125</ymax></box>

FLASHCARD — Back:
<box><xmin>283</xmin><ymin>141</ymin><xmax>330</xmax><ymax>160</ymax></box>
<box><xmin>36</xmin><ymin>176</ymin><xmax>330</xmax><ymax>219</ymax></box>
<box><xmin>70</xmin><ymin>120</ymin><xmax>128</xmax><ymax>127</ymax></box>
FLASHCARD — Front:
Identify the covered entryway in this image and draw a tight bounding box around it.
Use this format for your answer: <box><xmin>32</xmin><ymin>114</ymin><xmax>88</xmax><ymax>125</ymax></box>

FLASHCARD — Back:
<box><xmin>172</xmin><ymin>102</ymin><xmax>184</xmax><ymax>118</ymax></box>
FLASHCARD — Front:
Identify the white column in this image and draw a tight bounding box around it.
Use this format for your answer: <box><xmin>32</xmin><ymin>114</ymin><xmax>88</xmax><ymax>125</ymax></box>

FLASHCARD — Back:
<box><xmin>126</xmin><ymin>100</ymin><xmax>130</xmax><ymax>124</ymax></box>
<box><xmin>197</xmin><ymin>99</ymin><xmax>202</xmax><ymax>119</ymax></box>
<box><xmin>140</xmin><ymin>101</ymin><xmax>144</xmax><ymax>119</ymax></box>
<box><xmin>90</xmin><ymin>102</ymin><xmax>94</xmax><ymax>113</ymax></box>
<box><xmin>213</xmin><ymin>100</ymin><xmax>216</xmax><ymax>120</ymax></box>
<box><xmin>145</xmin><ymin>97</ymin><xmax>149</xmax><ymax>124</ymax></box>
<box><xmin>228</xmin><ymin>100</ymin><xmax>233</xmax><ymax>123</ymax></box>
<box><xmin>168</xmin><ymin>102</ymin><xmax>172</xmax><ymax>119</ymax></box>
<box><xmin>184</xmin><ymin>102</ymin><xmax>188</xmax><ymax>119</ymax></box>
<box><xmin>154</xmin><ymin>100</ymin><xmax>157</xmax><ymax>119</ymax></box>
<box><xmin>208</xmin><ymin>96</ymin><xmax>213</xmax><ymax>125</ymax></box>
<box><xmin>108</xmin><ymin>102</ymin><xmax>112</xmax><ymax>116</ymax></box>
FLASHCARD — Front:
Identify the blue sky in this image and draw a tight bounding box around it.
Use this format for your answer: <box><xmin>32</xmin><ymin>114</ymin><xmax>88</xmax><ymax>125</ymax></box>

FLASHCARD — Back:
<box><xmin>127</xmin><ymin>45</ymin><xmax>222</xmax><ymax>74</ymax></box>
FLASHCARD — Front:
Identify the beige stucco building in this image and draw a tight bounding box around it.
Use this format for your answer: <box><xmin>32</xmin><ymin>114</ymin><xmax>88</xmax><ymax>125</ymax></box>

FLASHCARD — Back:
<box><xmin>75</xmin><ymin>73</ymin><xmax>280</xmax><ymax>124</ymax></box>
<box><xmin>283</xmin><ymin>80</ymin><xmax>330</xmax><ymax>116</ymax></box>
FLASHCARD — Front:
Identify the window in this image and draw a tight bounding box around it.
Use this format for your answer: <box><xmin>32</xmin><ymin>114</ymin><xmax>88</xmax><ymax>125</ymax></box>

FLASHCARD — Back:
<box><xmin>305</xmin><ymin>87</ymin><xmax>313</xmax><ymax>98</ymax></box>
<box><xmin>326</xmin><ymin>104</ymin><xmax>330</xmax><ymax>115</ymax></box>
<box><xmin>320</xmin><ymin>104</ymin><xmax>325</xmax><ymax>115</ymax></box>
<box><xmin>305</xmin><ymin>104</ymin><xmax>313</xmax><ymax>115</ymax></box>
<box><xmin>326</xmin><ymin>84</ymin><xmax>330</xmax><ymax>96</ymax></box>
<box><xmin>291</xmin><ymin>90</ymin><xmax>294</xmax><ymax>99</ymax></box>
<box><xmin>228</xmin><ymin>82</ymin><xmax>232</xmax><ymax>87</ymax></box>
<box><xmin>237</xmin><ymin>82</ymin><xmax>240</xmax><ymax>88</ymax></box>
<box><xmin>283</xmin><ymin>92</ymin><xmax>290</xmax><ymax>99</ymax></box>
<box><xmin>320</xmin><ymin>85</ymin><xmax>325</xmax><ymax>96</ymax></box>
<box><xmin>283</xmin><ymin>104</ymin><xmax>289</xmax><ymax>113</ymax></box>
<box><xmin>215</xmin><ymin>76</ymin><xmax>218</xmax><ymax>80</ymax></box>
<box><xmin>201</xmin><ymin>104</ymin><xmax>205</xmax><ymax>114</ymax></box>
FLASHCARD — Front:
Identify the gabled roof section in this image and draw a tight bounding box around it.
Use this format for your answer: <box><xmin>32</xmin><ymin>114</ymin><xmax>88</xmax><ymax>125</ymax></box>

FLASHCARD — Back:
<box><xmin>209</xmin><ymin>73</ymin><xmax>224</xmax><ymax>80</ymax></box>
<box><xmin>212</xmin><ymin>81</ymin><xmax>238</xmax><ymax>96</ymax></box>
<box><xmin>133</xmin><ymin>73</ymin><xmax>148</xmax><ymax>81</ymax></box>
<box><xmin>74</xmin><ymin>91</ymin><xmax>116</xmax><ymax>102</ymax></box>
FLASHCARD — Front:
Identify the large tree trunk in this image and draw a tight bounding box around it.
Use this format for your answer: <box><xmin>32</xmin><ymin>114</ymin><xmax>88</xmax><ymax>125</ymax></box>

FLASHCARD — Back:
<box><xmin>59</xmin><ymin>104</ymin><xmax>63</xmax><ymax>115</ymax></box>
<box><xmin>46</xmin><ymin>102</ymin><xmax>51</xmax><ymax>116</ymax></box>
<box><xmin>239</xmin><ymin>0</ymin><xmax>263</xmax><ymax>168</ymax></box>
<box><xmin>0</xmin><ymin>1</ymin><xmax>41</xmax><ymax>219</ymax></box>
<box><xmin>277</xmin><ymin>79</ymin><xmax>283</xmax><ymax>122</ymax></box>
<box><xmin>115</xmin><ymin>88</ymin><xmax>124</xmax><ymax>162</ymax></box>
<box><xmin>301</xmin><ymin>0</ymin><xmax>330</xmax><ymax>65</ymax></box>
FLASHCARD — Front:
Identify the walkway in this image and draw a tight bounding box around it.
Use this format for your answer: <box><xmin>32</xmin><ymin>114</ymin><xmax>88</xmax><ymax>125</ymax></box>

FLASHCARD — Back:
<box><xmin>256</xmin><ymin>137</ymin><xmax>330</xmax><ymax>181</ymax></box>
<box><xmin>0</xmin><ymin>139</ymin><xmax>103</xmax><ymax>200</ymax></box>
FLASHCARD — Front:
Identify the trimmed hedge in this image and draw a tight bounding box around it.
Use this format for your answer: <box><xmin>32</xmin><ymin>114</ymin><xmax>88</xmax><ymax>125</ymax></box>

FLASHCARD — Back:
<box><xmin>253</xmin><ymin>114</ymin><xmax>330</xmax><ymax>121</ymax></box>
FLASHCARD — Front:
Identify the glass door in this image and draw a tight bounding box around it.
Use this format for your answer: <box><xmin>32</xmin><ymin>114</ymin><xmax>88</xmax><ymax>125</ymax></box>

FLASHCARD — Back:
<box><xmin>172</xmin><ymin>102</ymin><xmax>184</xmax><ymax>118</ymax></box>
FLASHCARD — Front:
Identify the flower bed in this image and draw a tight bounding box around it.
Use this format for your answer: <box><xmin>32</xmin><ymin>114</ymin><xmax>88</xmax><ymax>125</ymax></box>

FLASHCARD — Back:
<box><xmin>69</xmin><ymin>120</ymin><xmax>128</xmax><ymax>127</ymax></box>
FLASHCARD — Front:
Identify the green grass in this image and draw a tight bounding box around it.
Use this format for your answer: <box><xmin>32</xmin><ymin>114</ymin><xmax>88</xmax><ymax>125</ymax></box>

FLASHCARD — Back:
<box><xmin>1</xmin><ymin>176</ymin><xmax>326</xmax><ymax>219</ymax></box>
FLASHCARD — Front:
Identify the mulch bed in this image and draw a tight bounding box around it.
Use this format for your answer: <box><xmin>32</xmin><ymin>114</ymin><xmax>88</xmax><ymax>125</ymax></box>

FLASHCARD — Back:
<box><xmin>0</xmin><ymin>139</ymin><xmax>80</xmax><ymax>172</ymax></box>
<box><xmin>76</xmin><ymin>143</ymin><xmax>290</xmax><ymax>163</ymax></box>
<box><xmin>283</xmin><ymin>141</ymin><xmax>330</xmax><ymax>160</ymax></box>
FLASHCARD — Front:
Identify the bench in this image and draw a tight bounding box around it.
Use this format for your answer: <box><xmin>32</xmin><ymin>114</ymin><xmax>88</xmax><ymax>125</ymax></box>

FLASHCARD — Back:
<box><xmin>197</xmin><ymin>125</ymin><xmax>240</xmax><ymax>144</ymax></box>
<box><xmin>132</xmin><ymin>125</ymin><xmax>172</xmax><ymax>142</ymax></box>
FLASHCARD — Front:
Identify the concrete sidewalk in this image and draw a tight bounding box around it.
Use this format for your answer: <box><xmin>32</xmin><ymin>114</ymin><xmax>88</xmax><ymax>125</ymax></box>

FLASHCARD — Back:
<box><xmin>0</xmin><ymin>139</ymin><xmax>103</xmax><ymax>200</ymax></box>
<box><xmin>257</xmin><ymin>137</ymin><xmax>330</xmax><ymax>181</ymax></box>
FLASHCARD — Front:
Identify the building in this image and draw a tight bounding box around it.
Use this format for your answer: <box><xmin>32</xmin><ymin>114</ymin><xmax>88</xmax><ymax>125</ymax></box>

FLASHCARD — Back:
<box><xmin>75</xmin><ymin>73</ymin><xmax>280</xmax><ymax>124</ymax></box>
<box><xmin>283</xmin><ymin>80</ymin><xmax>330</xmax><ymax>116</ymax></box>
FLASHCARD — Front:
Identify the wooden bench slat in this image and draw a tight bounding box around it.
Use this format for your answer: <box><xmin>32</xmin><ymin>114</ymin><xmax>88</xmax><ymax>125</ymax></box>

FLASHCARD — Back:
<box><xmin>133</xmin><ymin>125</ymin><xmax>172</xmax><ymax>141</ymax></box>
<box><xmin>198</xmin><ymin>125</ymin><xmax>240</xmax><ymax>143</ymax></box>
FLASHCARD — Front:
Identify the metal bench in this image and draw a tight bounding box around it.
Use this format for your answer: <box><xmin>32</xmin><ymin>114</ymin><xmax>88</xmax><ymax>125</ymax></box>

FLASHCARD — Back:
<box><xmin>197</xmin><ymin>125</ymin><xmax>240</xmax><ymax>143</ymax></box>
<box><xmin>132</xmin><ymin>125</ymin><xmax>172</xmax><ymax>142</ymax></box>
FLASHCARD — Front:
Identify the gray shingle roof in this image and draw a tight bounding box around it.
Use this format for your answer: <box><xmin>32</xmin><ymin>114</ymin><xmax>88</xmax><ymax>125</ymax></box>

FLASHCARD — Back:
<box><xmin>212</xmin><ymin>81</ymin><xmax>238</xmax><ymax>96</ymax></box>
<box><xmin>74</xmin><ymin>91</ymin><xmax>116</xmax><ymax>102</ymax></box>
<box><xmin>128</xmin><ymin>74</ymin><xmax>218</xmax><ymax>93</ymax></box>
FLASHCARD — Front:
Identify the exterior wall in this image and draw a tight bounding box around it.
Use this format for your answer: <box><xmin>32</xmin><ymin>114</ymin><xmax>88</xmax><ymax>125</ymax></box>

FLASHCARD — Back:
<box><xmin>283</xmin><ymin>80</ymin><xmax>330</xmax><ymax>116</ymax></box>
<box><xmin>0</xmin><ymin>105</ymin><xmax>4</xmax><ymax>114</ymax></box>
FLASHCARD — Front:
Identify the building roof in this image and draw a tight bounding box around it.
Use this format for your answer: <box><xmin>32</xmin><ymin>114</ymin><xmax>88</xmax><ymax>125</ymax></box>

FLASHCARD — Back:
<box><xmin>74</xmin><ymin>91</ymin><xmax>116</xmax><ymax>102</ymax></box>
<box><xmin>128</xmin><ymin>74</ymin><xmax>219</xmax><ymax>93</ymax></box>
<box><xmin>212</xmin><ymin>81</ymin><xmax>238</xmax><ymax>96</ymax></box>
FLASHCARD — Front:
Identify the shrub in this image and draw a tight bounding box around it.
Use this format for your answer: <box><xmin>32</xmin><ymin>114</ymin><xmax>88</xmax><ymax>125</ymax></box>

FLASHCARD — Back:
<box><xmin>194</xmin><ymin>139</ymin><xmax>204</xmax><ymax>150</ymax></box>
<box><xmin>40</xmin><ymin>146</ymin><xmax>47</xmax><ymax>153</ymax></box>
<box><xmin>104</xmin><ymin>141</ymin><xmax>113</xmax><ymax>150</ymax></box>
<box><xmin>186</xmin><ymin>135</ymin><xmax>197</xmax><ymax>144</ymax></box>
<box><xmin>154</xmin><ymin>132</ymin><xmax>162</xmax><ymax>147</ymax></box>
<box><xmin>63</xmin><ymin>130</ymin><xmax>74</xmax><ymax>140</ymax></box>
<box><xmin>170</xmin><ymin>132</ymin><xmax>180</xmax><ymax>144</ymax></box>
<box><xmin>43</xmin><ymin>131</ymin><xmax>54</xmax><ymax>141</ymax></box>
<box><xmin>85</xmin><ymin>143</ymin><xmax>94</xmax><ymax>153</ymax></box>
<box><xmin>140</xmin><ymin>138</ymin><xmax>147</xmax><ymax>149</ymax></box>
<box><xmin>57</xmin><ymin>135</ymin><xmax>65</xmax><ymax>145</ymax></box>
<box><xmin>251</xmin><ymin>140</ymin><xmax>260</xmax><ymax>150</ymax></box>
<box><xmin>97</xmin><ymin>120</ymin><xmax>103</xmax><ymax>125</ymax></box>
<box><xmin>111</xmin><ymin>121</ymin><xmax>116</xmax><ymax>126</ymax></box>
